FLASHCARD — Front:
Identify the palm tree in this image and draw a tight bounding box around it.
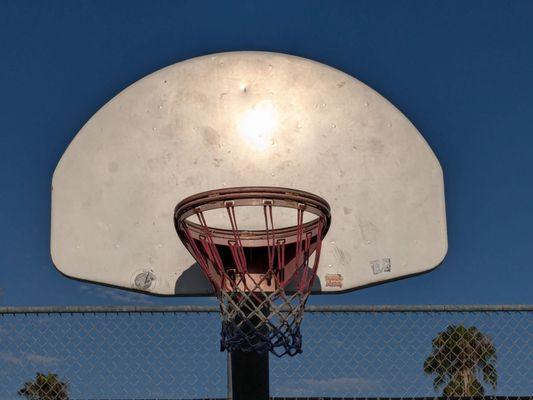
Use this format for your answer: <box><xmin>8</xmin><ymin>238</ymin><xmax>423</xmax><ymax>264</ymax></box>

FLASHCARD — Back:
<box><xmin>18</xmin><ymin>372</ymin><xmax>69</xmax><ymax>400</ymax></box>
<box><xmin>424</xmin><ymin>325</ymin><xmax>497</xmax><ymax>397</ymax></box>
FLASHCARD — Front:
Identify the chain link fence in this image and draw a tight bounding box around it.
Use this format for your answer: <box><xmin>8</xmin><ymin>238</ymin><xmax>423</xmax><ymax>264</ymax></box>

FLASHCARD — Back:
<box><xmin>0</xmin><ymin>305</ymin><xmax>531</xmax><ymax>399</ymax></box>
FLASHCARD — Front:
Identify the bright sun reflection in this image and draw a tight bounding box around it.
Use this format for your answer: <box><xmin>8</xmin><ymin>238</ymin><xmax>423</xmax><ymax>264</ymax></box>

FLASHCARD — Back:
<box><xmin>237</xmin><ymin>102</ymin><xmax>277</xmax><ymax>151</ymax></box>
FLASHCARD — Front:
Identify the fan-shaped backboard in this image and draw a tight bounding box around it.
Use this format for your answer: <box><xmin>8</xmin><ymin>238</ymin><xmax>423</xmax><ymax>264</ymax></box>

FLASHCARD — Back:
<box><xmin>51</xmin><ymin>51</ymin><xmax>447</xmax><ymax>295</ymax></box>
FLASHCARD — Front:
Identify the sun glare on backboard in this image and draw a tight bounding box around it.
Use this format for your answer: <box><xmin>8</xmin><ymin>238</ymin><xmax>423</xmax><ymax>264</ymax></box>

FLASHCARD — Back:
<box><xmin>236</xmin><ymin>101</ymin><xmax>278</xmax><ymax>151</ymax></box>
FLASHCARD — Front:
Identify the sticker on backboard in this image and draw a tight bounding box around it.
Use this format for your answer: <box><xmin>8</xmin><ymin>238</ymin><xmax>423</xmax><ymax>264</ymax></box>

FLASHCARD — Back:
<box><xmin>370</xmin><ymin>258</ymin><xmax>392</xmax><ymax>275</ymax></box>
<box><xmin>132</xmin><ymin>270</ymin><xmax>157</xmax><ymax>291</ymax></box>
<box><xmin>325</xmin><ymin>274</ymin><xmax>344</xmax><ymax>288</ymax></box>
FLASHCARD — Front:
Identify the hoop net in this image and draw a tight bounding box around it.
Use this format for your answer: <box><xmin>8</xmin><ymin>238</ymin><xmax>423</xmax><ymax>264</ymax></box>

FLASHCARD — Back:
<box><xmin>174</xmin><ymin>187</ymin><xmax>331</xmax><ymax>356</ymax></box>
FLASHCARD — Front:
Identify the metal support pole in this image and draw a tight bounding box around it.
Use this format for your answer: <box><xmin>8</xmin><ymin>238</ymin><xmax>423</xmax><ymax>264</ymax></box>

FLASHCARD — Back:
<box><xmin>230</xmin><ymin>350</ymin><xmax>269</xmax><ymax>400</ymax></box>
<box><xmin>227</xmin><ymin>292</ymin><xmax>270</xmax><ymax>400</ymax></box>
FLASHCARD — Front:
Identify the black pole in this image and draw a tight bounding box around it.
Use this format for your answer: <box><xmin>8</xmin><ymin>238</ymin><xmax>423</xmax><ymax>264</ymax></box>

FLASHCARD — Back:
<box><xmin>230</xmin><ymin>350</ymin><xmax>269</xmax><ymax>400</ymax></box>
<box><xmin>228</xmin><ymin>290</ymin><xmax>270</xmax><ymax>400</ymax></box>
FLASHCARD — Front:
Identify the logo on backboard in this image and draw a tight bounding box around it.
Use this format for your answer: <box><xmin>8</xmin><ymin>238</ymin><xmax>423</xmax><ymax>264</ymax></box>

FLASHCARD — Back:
<box><xmin>325</xmin><ymin>274</ymin><xmax>344</xmax><ymax>288</ymax></box>
<box><xmin>370</xmin><ymin>258</ymin><xmax>391</xmax><ymax>275</ymax></box>
<box><xmin>132</xmin><ymin>270</ymin><xmax>157</xmax><ymax>291</ymax></box>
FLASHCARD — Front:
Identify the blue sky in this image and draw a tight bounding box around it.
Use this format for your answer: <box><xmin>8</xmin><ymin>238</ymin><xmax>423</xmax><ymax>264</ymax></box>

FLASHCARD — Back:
<box><xmin>1</xmin><ymin>0</ymin><xmax>533</xmax><ymax>307</ymax></box>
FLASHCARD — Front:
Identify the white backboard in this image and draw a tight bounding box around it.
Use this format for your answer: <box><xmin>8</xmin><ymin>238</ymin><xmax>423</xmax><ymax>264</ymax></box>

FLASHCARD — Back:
<box><xmin>51</xmin><ymin>52</ymin><xmax>447</xmax><ymax>295</ymax></box>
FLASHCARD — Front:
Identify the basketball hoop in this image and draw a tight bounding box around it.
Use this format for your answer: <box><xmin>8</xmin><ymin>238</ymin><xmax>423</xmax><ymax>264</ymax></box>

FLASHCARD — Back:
<box><xmin>174</xmin><ymin>187</ymin><xmax>331</xmax><ymax>356</ymax></box>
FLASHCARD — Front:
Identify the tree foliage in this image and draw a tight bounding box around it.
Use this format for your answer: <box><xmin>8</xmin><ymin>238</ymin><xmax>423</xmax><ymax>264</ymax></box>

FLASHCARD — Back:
<box><xmin>424</xmin><ymin>324</ymin><xmax>497</xmax><ymax>397</ymax></box>
<box><xmin>18</xmin><ymin>373</ymin><xmax>69</xmax><ymax>400</ymax></box>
